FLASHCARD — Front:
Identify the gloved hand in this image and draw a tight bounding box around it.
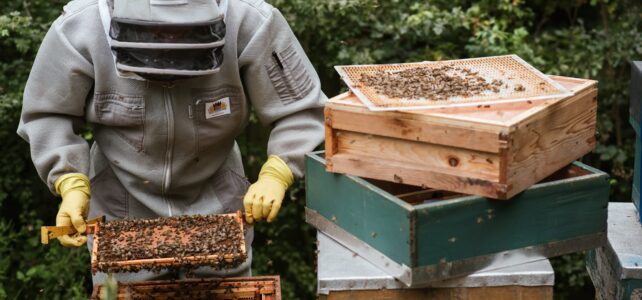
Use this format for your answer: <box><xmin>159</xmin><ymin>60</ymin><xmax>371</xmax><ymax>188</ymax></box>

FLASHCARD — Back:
<box><xmin>243</xmin><ymin>155</ymin><xmax>294</xmax><ymax>224</ymax></box>
<box><xmin>54</xmin><ymin>173</ymin><xmax>91</xmax><ymax>247</ymax></box>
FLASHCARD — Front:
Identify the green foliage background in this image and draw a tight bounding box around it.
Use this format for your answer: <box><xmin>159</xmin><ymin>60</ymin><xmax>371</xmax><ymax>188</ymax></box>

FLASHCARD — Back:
<box><xmin>0</xmin><ymin>0</ymin><xmax>640</xmax><ymax>299</ymax></box>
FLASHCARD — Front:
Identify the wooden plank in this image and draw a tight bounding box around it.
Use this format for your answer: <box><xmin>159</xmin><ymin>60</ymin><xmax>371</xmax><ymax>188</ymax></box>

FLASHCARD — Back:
<box><xmin>329</xmin><ymin>75</ymin><xmax>592</xmax><ymax>125</ymax></box>
<box><xmin>96</xmin><ymin>253</ymin><xmax>243</xmax><ymax>269</ymax></box>
<box><xmin>328</xmin><ymin>75</ymin><xmax>594</xmax><ymax>126</ymax></box>
<box><xmin>323</xmin><ymin>286</ymin><xmax>553</xmax><ymax>300</ymax></box>
<box><xmin>335</xmin><ymin>130</ymin><xmax>501</xmax><ymax>181</ymax></box>
<box><xmin>328</xmin><ymin>153</ymin><xmax>507</xmax><ymax>199</ymax></box>
<box><xmin>90</xmin><ymin>224</ymin><xmax>99</xmax><ymax>272</ymax></box>
<box><xmin>428</xmin><ymin>76</ymin><xmax>593</xmax><ymax>125</ymax></box>
<box><xmin>325</xmin><ymin>107</ymin><xmax>338</xmax><ymax>159</ymax></box>
<box><xmin>327</xmin><ymin>103</ymin><xmax>506</xmax><ymax>153</ymax></box>
<box><xmin>506</xmin><ymin>78</ymin><xmax>596</xmax><ymax>125</ymax></box>
<box><xmin>548</xmin><ymin>75</ymin><xmax>597</xmax><ymax>92</ymax></box>
<box><xmin>327</xmin><ymin>92</ymin><xmax>514</xmax><ymax>129</ymax></box>
<box><xmin>329</xmin><ymin>91</ymin><xmax>545</xmax><ymax>126</ymax></box>
<box><xmin>505</xmin><ymin>87</ymin><xmax>597</xmax><ymax>198</ymax></box>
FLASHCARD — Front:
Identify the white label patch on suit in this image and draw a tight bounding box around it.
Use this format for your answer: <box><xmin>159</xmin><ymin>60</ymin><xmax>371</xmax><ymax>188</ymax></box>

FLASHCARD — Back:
<box><xmin>205</xmin><ymin>98</ymin><xmax>231</xmax><ymax>119</ymax></box>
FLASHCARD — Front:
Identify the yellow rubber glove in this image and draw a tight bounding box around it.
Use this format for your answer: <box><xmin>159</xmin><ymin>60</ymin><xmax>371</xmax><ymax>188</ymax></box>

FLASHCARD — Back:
<box><xmin>54</xmin><ymin>173</ymin><xmax>91</xmax><ymax>247</ymax></box>
<box><xmin>243</xmin><ymin>155</ymin><xmax>294</xmax><ymax>224</ymax></box>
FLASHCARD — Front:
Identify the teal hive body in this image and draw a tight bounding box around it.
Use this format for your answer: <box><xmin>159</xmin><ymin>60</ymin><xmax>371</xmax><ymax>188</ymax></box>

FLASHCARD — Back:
<box><xmin>306</xmin><ymin>151</ymin><xmax>610</xmax><ymax>286</ymax></box>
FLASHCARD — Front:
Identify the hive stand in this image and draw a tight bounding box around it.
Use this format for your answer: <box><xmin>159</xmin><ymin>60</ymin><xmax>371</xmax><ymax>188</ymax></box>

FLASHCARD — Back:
<box><xmin>586</xmin><ymin>203</ymin><xmax>642</xmax><ymax>300</ymax></box>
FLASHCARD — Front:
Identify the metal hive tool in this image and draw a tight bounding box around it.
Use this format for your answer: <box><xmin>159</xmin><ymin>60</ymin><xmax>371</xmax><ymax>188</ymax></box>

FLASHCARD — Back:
<box><xmin>90</xmin><ymin>212</ymin><xmax>247</xmax><ymax>274</ymax></box>
<box><xmin>335</xmin><ymin>54</ymin><xmax>572</xmax><ymax>111</ymax></box>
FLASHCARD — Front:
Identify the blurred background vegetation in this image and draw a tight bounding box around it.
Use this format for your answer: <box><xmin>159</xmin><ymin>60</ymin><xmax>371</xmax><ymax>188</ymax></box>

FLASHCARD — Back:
<box><xmin>0</xmin><ymin>0</ymin><xmax>640</xmax><ymax>299</ymax></box>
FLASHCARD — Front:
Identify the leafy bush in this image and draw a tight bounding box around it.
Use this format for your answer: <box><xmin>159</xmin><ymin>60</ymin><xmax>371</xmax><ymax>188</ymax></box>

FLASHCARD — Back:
<box><xmin>1</xmin><ymin>0</ymin><xmax>640</xmax><ymax>299</ymax></box>
<box><xmin>0</xmin><ymin>221</ymin><xmax>90</xmax><ymax>300</ymax></box>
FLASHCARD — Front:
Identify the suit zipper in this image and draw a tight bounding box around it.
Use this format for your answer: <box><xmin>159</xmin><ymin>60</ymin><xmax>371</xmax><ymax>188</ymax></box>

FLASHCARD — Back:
<box><xmin>162</xmin><ymin>85</ymin><xmax>175</xmax><ymax>217</ymax></box>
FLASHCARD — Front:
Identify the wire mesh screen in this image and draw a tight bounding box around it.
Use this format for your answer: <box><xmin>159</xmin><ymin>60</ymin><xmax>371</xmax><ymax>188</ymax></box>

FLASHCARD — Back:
<box><xmin>335</xmin><ymin>55</ymin><xmax>572</xmax><ymax>111</ymax></box>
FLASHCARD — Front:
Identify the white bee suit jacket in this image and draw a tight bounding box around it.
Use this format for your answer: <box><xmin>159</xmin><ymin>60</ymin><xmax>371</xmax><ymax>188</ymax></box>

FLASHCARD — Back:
<box><xmin>17</xmin><ymin>0</ymin><xmax>326</xmax><ymax>281</ymax></box>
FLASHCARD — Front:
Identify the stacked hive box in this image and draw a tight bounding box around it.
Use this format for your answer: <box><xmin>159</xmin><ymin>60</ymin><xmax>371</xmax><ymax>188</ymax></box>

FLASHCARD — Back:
<box><xmin>307</xmin><ymin>151</ymin><xmax>608</xmax><ymax>286</ymax></box>
<box><xmin>324</xmin><ymin>76</ymin><xmax>598</xmax><ymax>199</ymax></box>
<box><xmin>630</xmin><ymin>61</ymin><xmax>642</xmax><ymax>217</ymax></box>
<box><xmin>585</xmin><ymin>61</ymin><xmax>642</xmax><ymax>300</ymax></box>
<box><xmin>307</xmin><ymin>72</ymin><xmax>609</xmax><ymax>288</ymax></box>
<box><xmin>316</xmin><ymin>231</ymin><xmax>555</xmax><ymax>299</ymax></box>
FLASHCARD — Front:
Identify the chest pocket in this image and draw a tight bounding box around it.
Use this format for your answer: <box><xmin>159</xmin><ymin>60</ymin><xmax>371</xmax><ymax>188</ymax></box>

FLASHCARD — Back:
<box><xmin>93</xmin><ymin>92</ymin><xmax>145</xmax><ymax>151</ymax></box>
<box><xmin>191</xmin><ymin>86</ymin><xmax>245</xmax><ymax>154</ymax></box>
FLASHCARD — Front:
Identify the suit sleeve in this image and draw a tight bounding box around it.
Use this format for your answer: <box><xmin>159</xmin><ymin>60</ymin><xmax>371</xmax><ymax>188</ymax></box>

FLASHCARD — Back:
<box><xmin>238</xmin><ymin>7</ymin><xmax>326</xmax><ymax>178</ymax></box>
<box><xmin>16</xmin><ymin>16</ymin><xmax>94</xmax><ymax>194</ymax></box>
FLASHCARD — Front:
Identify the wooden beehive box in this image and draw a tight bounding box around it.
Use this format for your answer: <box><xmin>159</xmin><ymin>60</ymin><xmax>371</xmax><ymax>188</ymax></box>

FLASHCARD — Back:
<box><xmin>325</xmin><ymin>75</ymin><xmax>598</xmax><ymax>199</ymax></box>
<box><xmin>91</xmin><ymin>212</ymin><xmax>246</xmax><ymax>274</ymax></box>
<box><xmin>586</xmin><ymin>203</ymin><xmax>642</xmax><ymax>300</ymax></box>
<box><xmin>90</xmin><ymin>276</ymin><xmax>281</xmax><ymax>300</ymax></box>
<box><xmin>306</xmin><ymin>151</ymin><xmax>609</xmax><ymax>286</ymax></box>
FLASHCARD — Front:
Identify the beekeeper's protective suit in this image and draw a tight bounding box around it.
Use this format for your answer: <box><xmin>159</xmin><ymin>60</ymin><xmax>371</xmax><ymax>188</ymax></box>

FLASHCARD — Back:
<box><xmin>17</xmin><ymin>0</ymin><xmax>325</xmax><ymax>282</ymax></box>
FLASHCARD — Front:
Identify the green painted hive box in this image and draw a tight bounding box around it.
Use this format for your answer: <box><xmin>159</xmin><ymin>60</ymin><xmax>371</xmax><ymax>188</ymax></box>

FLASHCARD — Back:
<box><xmin>586</xmin><ymin>203</ymin><xmax>642</xmax><ymax>300</ymax></box>
<box><xmin>306</xmin><ymin>151</ymin><xmax>609</xmax><ymax>286</ymax></box>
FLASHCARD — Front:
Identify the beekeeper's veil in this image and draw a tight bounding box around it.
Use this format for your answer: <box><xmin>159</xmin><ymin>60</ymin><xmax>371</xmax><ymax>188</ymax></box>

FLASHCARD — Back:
<box><xmin>98</xmin><ymin>0</ymin><xmax>227</xmax><ymax>81</ymax></box>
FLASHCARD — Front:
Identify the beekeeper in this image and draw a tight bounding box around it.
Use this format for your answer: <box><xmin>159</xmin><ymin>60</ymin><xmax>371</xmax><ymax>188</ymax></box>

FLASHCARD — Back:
<box><xmin>17</xmin><ymin>0</ymin><xmax>325</xmax><ymax>280</ymax></box>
